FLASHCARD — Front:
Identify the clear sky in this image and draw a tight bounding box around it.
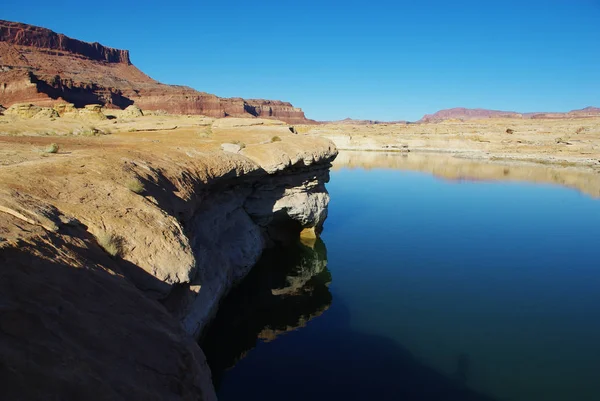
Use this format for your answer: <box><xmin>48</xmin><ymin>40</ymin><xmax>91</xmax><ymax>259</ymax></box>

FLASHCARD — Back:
<box><xmin>3</xmin><ymin>0</ymin><xmax>599</xmax><ymax>121</ymax></box>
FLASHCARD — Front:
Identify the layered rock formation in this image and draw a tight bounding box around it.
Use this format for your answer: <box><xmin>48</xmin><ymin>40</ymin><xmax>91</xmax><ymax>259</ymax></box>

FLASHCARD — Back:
<box><xmin>0</xmin><ymin>20</ymin><xmax>314</xmax><ymax>124</ymax></box>
<box><xmin>0</xmin><ymin>124</ymin><xmax>337</xmax><ymax>399</ymax></box>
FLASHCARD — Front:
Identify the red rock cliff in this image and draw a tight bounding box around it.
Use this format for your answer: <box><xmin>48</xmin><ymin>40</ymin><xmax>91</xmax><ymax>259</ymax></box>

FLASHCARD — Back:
<box><xmin>1</xmin><ymin>20</ymin><xmax>130</xmax><ymax>64</ymax></box>
<box><xmin>0</xmin><ymin>20</ymin><xmax>314</xmax><ymax>124</ymax></box>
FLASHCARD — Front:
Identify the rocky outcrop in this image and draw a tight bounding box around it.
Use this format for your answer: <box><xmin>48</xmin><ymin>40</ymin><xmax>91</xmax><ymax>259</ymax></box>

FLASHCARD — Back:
<box><xmin>0</xmin><ymin>20</ymin><xmax>315</xmax><ymax>124</ymax></box>
<box><xmin>2</xmin><ymin>102</ymin><xmax>108</xmax><ymax>120</ymax></box>
<box><xmin>0</xmin><ymin>225</ymin><xmax>217</xmax><ymax>401</ymax></box>
<box><xmin>123</xmin><ymin>104</ymin><xmax>143</xmax><ymax>117</ymax></box>
<box><xmin>0</xmin><ymin>20</ymin><xmax>130</xmax><ymax>63</ymax></box>
<box><xmin>0</xmin><ymin>127</ymin><xmax>336</xmax><ymax>399</ymax></box>
<box><xmin>163</xmin><ymin>158</ymin><xmax>333</xmax><ymax>339</ymax></box>
<box><xmin>4</xmin><ymin>102</ymin><xmax>58</xmax><ymax>118</ymax></box>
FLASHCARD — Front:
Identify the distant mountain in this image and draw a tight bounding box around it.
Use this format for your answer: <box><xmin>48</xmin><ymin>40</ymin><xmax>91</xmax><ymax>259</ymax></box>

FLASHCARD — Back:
<box><xmin>325</xmin><ymin>118</ymin><xmax>408</xmax><ymax>125</ymax></box>
<box><xmin>419</xmin><ymin>106</ymin><xmax>600</xmax><ymax>122</ymax></box>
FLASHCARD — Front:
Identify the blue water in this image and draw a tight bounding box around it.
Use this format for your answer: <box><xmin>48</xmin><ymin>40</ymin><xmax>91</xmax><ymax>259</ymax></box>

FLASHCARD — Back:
<box><xmin>205</xmin><ymin>158</ymin><xmax>600</xmax><ymax>401</ymax></box>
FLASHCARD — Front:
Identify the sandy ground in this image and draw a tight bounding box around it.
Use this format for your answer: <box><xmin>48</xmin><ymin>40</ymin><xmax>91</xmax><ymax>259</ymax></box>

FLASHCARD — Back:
<box><xmin>0</xmin><ymin>112</ymin><xmax>335</xmax><ymax>248</ymax></box>
<box><xmin>0</xmin><ymin>112</ymin><xmax>297</xmax><ymax>167</ymax></box>
<box><xmin>298</xmin><ymin>117</ymin><xmax>600</xmax><ymax>170</ymax></box>
<box><xmin>1</xmin><ymin>110</ymin><xmax>598</xmax><ymax>199</ymax></box>
<box><xmin>3</xmin><ymin>109</ymin><xmax>598</xmax><ymax>169</ymax></box>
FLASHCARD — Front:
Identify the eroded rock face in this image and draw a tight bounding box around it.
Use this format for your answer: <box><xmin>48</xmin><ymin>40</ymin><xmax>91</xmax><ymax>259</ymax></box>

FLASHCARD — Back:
<box><xmin>0</xmin><ymin>128</ymin><xmax>337</xmax><ymax>399</ymax></box>
<box><xmin>164</xmin><ymin>163</ymin><xmax>333</xmax><ymax>339</ymax></box>
<box><xmin>0</xmin><ymin>20</ymin><xmax>130</xmax><ymax>63</ymax></box>
<box><xmin>4</xmin><ymin>102</ymin><xmax>58</xmax><ymax>119</ymax></box>
<box><xmin>123</xmin><ymin>104</ymin><xmax>144</xmax><ymax>117</ymax></box>
<box><xmin>0</xmin><ymin>217</ymin><xmax>217</xmax><ymax>401</ymax></box>
<box><xmin>0</xmin><ymin>20</ymin><xmax>315</xmax><ymax>124</ymax></box>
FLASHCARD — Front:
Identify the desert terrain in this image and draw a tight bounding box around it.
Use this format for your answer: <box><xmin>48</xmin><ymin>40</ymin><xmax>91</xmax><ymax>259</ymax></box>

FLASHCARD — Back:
<box><xmin>301</xmin><ymin>117</ymin><xmax>600</xmax><ymax>171</ymax></box>
<box><xmin>0</xmin><ymin>103</ymin><xmax>336</xmax><ymax>400</ymax></box>
<box><xmin>2</xmin><ymin>16</ymin><xmax>599</xmax><ymax>401</ymax></box>
<box><xmin>2</xmin><ymin>103</ymin><xmax>599</xmax><ymax>196</ymax></box>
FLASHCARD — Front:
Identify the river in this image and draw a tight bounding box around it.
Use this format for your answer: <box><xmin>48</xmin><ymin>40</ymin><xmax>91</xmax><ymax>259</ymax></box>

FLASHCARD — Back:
<box><xmin>203</xmin><ymin>151</ymin><xmax>600</xmax><ymax>401</ymax></box>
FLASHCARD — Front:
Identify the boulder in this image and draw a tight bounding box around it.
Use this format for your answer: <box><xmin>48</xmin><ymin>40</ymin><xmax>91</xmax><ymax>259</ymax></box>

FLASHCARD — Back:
<box><xmin>220</xmin><ymin>143</ymin><xmax>243</xmax><ymax>153</ymax></box>
<box><xmin>32</xmin><ymin>107</ymin><xmax>59</xmax><ymax>119</ymax></box>
<box><xmin>79</xmin><ymin>104</ymin><xmax>107</xmax><ymax>120</ymax></box>
<box><xmin>123</xmin><ymin>104</ymin><xmax>144</xmax><ymax>117</ymax></box>
<box><xmin>53</xmin><ymin>103</ymin><xmax>78</xmax><ymax>117</ymax></box>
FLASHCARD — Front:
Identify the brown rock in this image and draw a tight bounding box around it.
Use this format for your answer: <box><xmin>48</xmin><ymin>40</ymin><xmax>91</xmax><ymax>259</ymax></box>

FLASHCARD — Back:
<box><xmin>123</xmin><ymin>104</ymin><xmax>144</xmax><ymax>117</ymax></box>
<box><xmin>0</xmin><ymin>129</ymin><xmax>337</xmax><ymax>399</ymax></box>
<box><xmin>0</xmin><ymin>20</ymin><xmax>316</xmax><ymax>124</ymax></box>
<box><xmin>0</xmin><ymin>220</ymin><xmax>217</xmax><ymax>401</ymax></box>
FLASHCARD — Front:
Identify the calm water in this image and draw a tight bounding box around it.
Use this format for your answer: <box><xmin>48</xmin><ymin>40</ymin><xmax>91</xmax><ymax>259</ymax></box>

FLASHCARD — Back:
<box><xmin>203</xmin><ymin>152</ymin><xmax>600</xmax><ymax>401</ymax></box>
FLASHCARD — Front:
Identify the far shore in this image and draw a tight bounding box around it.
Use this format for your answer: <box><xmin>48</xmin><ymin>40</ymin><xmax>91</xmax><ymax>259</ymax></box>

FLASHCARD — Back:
<box><xmin>299</xmin><ymin>116</ymin><xmax>600</xmax><ymax>172</ymax></box>
<box><xmin>2</xmin><ymin>103</ymin><xmax>599</xmax><ymax>177</ymax></box>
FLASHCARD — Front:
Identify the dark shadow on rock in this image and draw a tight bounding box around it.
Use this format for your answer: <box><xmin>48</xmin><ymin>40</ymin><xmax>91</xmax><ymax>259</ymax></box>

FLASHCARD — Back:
<box><xmin>0</xmin><ymin>223</ymin><xmax>212</xmax><ymax>400</ymax></box>
<box><xmin>30</xmin><ymin>71</ymin><xmax>134</xmax><ymax>109</ymax></box>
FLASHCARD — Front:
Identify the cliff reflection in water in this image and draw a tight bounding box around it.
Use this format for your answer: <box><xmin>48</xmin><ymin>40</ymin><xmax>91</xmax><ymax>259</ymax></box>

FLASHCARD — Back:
<box><xmin>201</xmin><ymin>238</ymin><xmax>332</xmax><ymax>387</ymax></box>
<box><xmin>334</xmin><ymin>150</ymin><xmax>600</xmax><ymax>198</ymax></box>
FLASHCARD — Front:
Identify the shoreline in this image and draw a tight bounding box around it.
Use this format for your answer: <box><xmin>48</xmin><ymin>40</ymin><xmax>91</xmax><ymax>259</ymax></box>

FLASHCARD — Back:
<box><xmin>0</xmin><ymin>116</ymin><xmax>337</xmax><ymax>400</ymax></box>
<box><xmin>334</xmin><ymin>146</ymin><xmax>600</xmax><ymax>170</ymax></box>
<box><xmin>332</xmin><ymin>149</ymin><xmax>600</xmax><ymax>199</ymax></box>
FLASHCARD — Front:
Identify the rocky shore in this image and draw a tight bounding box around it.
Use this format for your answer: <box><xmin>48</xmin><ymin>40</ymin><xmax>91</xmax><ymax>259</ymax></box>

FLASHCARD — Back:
<box><xmin>0</xmin><ymin>116</ymin><xmax>336</xmax><ymax>400</ymax></box>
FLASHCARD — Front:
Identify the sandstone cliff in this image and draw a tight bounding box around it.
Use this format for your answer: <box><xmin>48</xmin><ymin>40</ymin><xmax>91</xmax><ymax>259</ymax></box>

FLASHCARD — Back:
<box><xmin>0</xmin><ymin>120</ymin><xmax>337</xmax><ymax>399</ymax></box>
<box><xmin>0</xmin><ymin>20</ymin><xmax>314</xmax><ymax>124</ymax></box>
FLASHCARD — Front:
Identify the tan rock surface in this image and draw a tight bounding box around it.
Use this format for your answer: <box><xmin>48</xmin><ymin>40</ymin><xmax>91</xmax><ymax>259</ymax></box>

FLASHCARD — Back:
<box><xmin>123</xmin><ymin>104</ymin><xmax>144</xmax><ymax>117</ymax></box>
<box><xmin>302</xmin><ymin>117</ymin><xmax>600</xmax><ymax>170</ymax></box>
<box><xmin>0</xmin><ymin>116</ymin><xmax>336</xmax><ymax>399</ymax></box>
<box><xmin>0</xmin><ymin>217</ymin><xmax>217</xmax><ymax>401</ymax></box>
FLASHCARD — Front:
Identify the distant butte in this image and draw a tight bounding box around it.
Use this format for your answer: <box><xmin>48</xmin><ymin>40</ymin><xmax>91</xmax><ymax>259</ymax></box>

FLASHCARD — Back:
<box><xmin>0</xmin><ymin>20</ymin><xmax>315</xmax><ymax>124</ymax></box>
<box><xmin>419</xmin><ymin>106</ymin><xmax>600</xmax><ymax>122</ymax></box>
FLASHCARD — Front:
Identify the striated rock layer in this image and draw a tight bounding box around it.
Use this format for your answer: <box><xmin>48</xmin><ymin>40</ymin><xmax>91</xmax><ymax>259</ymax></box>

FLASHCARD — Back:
<box><xmin>0</xmin><ymin>126</ymin><xmax>337</xmax><ymax>399</ymax></box>
<box><xmin>0</xmin><ymin>20</ymin><xmax>314</xmax><ymax>124</ymax></box>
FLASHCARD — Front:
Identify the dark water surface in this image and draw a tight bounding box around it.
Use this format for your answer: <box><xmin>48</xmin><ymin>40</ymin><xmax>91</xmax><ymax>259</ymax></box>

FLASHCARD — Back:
<box><xmin>203</xmin><ymin>152</ymin><xmax>600</xmax><ymax>401</ymax></box>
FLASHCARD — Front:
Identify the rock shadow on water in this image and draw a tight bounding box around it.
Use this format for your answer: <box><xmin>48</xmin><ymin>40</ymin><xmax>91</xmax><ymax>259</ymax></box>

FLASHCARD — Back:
<box><xmin>201</xmin><ymin>239</ymin><xmax>496</xmax><ymax>401</ymax></box>
<box><xmin>201</xmin><ymin>237</ymin><xmax>332</xmax><ymax>386</ymax></box>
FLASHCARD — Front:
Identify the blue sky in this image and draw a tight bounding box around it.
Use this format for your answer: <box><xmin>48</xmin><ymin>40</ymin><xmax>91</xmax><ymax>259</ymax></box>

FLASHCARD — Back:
<box><xmin>3</xmin><ymin>0</ymin><xmax>599</xmax><ymax>121</ymax></box>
